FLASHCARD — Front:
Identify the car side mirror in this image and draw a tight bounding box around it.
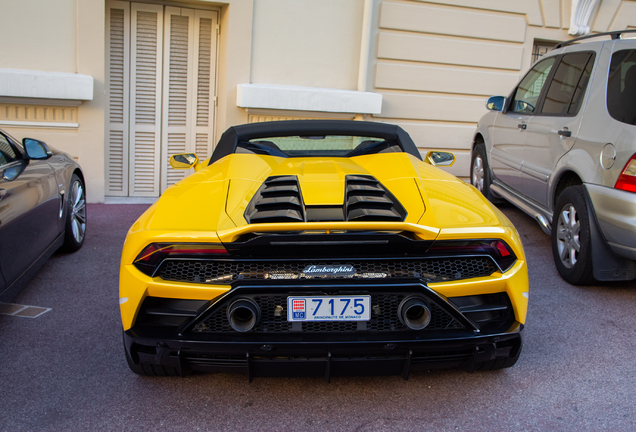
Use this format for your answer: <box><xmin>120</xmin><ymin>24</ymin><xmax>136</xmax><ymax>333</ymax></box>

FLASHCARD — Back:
<box><xmin>2</xmin><ymin>164</ymin><xmax>24</xmax><ymax>181</ymax></box>
<box><xmin>169</xmin><ymin>153</ymin><xmax>200</xmax><ymax>171</ymax></box>
<box><xmin>485</xmin><ymin>96</ymin><xmax>506</xmax><ymax>112</ymax></box>
<box><xmin>424</xmin><ymin>151</ymin><xmax>455</xmax><ymax>167</ymax></box>
<box><xmin>23</xmin><ymin>138</ymin><xmax>52</xmax><ymax>160</ymax></box>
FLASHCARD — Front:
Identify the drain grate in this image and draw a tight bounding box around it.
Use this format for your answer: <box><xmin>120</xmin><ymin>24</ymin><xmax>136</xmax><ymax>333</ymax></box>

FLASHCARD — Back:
<box><xmin>0</xmin><ymin>302</ymin><xmax>51</xmax><ymax>318</ymax></box>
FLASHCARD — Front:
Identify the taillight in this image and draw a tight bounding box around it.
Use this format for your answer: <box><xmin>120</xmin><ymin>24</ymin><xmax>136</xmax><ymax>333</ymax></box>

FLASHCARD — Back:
<box><xmin>615</xmin><ymin>154</ymin><xmax>636</xmax><ymax>193</ymax></box>
<box><xmin>428</xmin><ymin>239</ymin><xmax>517</xmax><ymax>272</ymax></box>
<box><xmin>133</xmin><ymin>243</ymin><xmax>228</xmax><ymax>276</ymax></box>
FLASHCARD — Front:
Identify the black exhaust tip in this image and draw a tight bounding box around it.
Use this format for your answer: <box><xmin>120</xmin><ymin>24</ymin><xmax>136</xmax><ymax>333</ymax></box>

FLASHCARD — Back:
<box><xmin>227</xmin><ymin>298</ymin><xmax>261</xmax><ymax>332</ymax></box>
<box><xmin>398</xmin><ymin>296</ymin><xmax>431</xmax><ymax>330</ymax></box>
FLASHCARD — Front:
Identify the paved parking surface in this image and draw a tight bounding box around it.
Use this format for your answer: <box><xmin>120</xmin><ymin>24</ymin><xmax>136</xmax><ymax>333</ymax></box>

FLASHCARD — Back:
<box><xmin>1</xmin><ymin>203</ymin><xmax>635</xmax><ymax>431</ymax></box>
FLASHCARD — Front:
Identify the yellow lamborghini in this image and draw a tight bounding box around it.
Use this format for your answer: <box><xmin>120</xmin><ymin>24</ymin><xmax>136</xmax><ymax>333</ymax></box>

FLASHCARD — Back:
<box><xmin>120</xmin><ymin>120</ymin><xmax>528</xmax><ymax>380</ymax></box>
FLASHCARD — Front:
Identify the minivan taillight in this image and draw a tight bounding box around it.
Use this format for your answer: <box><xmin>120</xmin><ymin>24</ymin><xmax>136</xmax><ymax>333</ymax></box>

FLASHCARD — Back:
<box><xmin>615</xmin><ymin>154</ymin><xmax>636</xmax><ymax>193</ymax></box>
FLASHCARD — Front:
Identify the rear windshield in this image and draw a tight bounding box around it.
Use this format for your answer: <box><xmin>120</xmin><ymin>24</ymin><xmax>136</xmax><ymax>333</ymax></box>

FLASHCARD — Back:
<box><xmin>237</xmin><ymin>135</ymin><xmax>403</xmax><ymax>158</ymax></box>
<box><xmin>607</xmin><ymin>49</ymin><xmax>636</xmax><ymax>125</ymax></box>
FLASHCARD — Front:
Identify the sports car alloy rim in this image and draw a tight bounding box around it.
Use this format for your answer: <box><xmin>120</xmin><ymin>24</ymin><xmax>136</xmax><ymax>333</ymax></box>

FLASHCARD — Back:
<box><xmin>70</xmin><ymin>180</ymin><xmax>86</xmax><ymax>244</ymax></box>
<box><xmin>472</xmin><ymin>155</ymin><xmax>484</xmax><ymax>192</ymax></box>
<box><xmin>556</xmin><ymin>204</ymin><xmax>580</xmax><ymax>269</ymax></box>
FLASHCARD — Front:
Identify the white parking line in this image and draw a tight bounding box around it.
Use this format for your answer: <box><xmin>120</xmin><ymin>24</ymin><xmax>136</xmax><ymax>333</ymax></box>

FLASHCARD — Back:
<box><xmin>0</xmin><ymin>302</ymin><xmax>51</xmax><ymax>318</ymax></box>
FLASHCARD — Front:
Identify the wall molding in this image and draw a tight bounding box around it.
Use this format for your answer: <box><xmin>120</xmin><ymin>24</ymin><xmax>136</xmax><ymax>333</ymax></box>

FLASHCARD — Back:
<box><xmin>0</xmin><ymin>120</ymin><xmax>79</xmax><ymax>129</ymax></box>
<box><xmin>0</xmin><ymin>69</ymin><xmax>93</xmax><ymax>101</ymax></box>
<box><xmin>0</xmin><ymin>103</ymin><xmax>79</xmax><ymax>129</ymax></box>
<box><xmin>237</xmin><ymin>84</ymin><xmax>383</xmax><ymax>115</ymax></box>
<box><xmin>570</xmin><ymin>0</ymin><xmax>602</xmax><ymax>36</ymax></box>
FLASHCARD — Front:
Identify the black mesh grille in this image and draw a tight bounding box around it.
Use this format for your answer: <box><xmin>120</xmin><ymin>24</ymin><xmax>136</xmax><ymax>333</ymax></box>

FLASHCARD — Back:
<box><xmin>191</xmin><ymin>293</ymin><xmax>464</xmax><ymax>334</ymax></box>
<box><xmin>159</xmin><ymin>257</ymin><xmax>497</xmax><ymax>284</ymax></box>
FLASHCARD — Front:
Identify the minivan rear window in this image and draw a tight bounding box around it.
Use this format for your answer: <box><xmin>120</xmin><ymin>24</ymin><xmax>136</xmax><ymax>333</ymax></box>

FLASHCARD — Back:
<box><xmin>607</xmin><ymin>49</ymin><xmax>636</xmax><ymax>125</ymax></box>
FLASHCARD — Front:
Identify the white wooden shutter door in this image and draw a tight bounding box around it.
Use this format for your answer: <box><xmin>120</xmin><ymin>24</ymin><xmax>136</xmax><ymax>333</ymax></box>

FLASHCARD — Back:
<box><xmin>129</xmin><ymin>3</ymin><xmax>163</xmax><ymax>197</ymax></box>
<box><xmin>106</xmin><ymin>1</ymin><xmax>130</xmax><ymax>196</ymax></box>
<box><xmin>161</xmin><ymin>7</ymin><xmax>195</xmax><ymax>192</ymax></box>
<box><xmin>192</xmin><ymin>10</ymin><xmax>218</xmax><ymax>162</ymax></box>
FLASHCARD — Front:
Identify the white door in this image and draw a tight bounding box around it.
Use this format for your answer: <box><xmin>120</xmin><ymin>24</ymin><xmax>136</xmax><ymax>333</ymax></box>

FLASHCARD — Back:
<box><xmin>106</xmin><ymin>1</ymin><xmax>218</xmax><ymax>197</ymax></box>
<box><xmin>106</xmin><ymin>1</ymin><xmax>131</xmax><ymax>197</ymax></box>
<box><xmin>161</xmin><ymin>7</ymin><xmax>218</xmax><ymax>192</ymax></box>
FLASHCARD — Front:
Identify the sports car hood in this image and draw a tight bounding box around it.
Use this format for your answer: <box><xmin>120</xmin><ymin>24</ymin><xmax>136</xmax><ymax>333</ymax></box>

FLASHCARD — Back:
<box><xmin>133</xmin><ymin>153</ymin><xmax>510</xmax><ymax>239</ymax></box>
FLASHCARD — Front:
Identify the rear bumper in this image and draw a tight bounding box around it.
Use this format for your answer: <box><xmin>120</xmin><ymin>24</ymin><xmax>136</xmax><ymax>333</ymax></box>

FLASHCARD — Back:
<box><xmin>586</xmin><ymin>183</ymin><xmax>636</xmax><ymax>260</ymax></box>
<box><xmin>124</xmin><ymin>323</ymin><xmax>523</xmax><ymax>381</ymax></box>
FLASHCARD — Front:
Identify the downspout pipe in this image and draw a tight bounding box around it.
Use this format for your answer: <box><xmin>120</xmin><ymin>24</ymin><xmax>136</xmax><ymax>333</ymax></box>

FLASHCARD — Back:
<box><xmin>355</xmin><ymin>0</ymin><xmax>374</xmax><ymax>120</ymax></box>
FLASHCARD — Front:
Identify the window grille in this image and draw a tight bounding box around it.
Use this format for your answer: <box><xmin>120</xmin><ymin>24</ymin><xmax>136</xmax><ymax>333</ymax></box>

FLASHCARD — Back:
<box><xmin>532</xmin><ymin>42</ymin><xmax>554</xmax><ymax>63</ymax></box>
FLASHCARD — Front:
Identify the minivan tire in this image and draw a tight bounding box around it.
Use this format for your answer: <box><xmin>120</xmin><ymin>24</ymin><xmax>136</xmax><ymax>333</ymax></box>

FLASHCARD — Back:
<box><xmin>551</xmin><ymin>186</ymin><xmax>595</xmax><ymax>285</ymax></box>
<box><xmin>471</xmin><ymin>143</ymin><xmax>500</xmax><ymax>202</ymax></box>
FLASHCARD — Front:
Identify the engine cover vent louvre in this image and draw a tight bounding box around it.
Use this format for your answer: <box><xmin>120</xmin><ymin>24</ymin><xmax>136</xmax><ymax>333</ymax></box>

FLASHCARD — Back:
<box><xmin>244</xmin><ymin>176</ymin><xmax>305</xmax><ymax>223</ymax></box>
<box><xmin>244</xmin><ymin>175</ymin><xmax>407</xmax><ymax>224</ymax></box>
<box><xmin>345</xmin><ymin>175</ymin><xmax>407</xmax><ymax>222</ymax></box>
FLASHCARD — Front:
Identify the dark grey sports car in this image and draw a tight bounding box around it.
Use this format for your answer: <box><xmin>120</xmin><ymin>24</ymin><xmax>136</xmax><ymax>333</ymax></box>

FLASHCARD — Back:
<box><xmin>0</xmin><ymin>129</ymin><xmax>86</xmax><ymax>302</ymax></box>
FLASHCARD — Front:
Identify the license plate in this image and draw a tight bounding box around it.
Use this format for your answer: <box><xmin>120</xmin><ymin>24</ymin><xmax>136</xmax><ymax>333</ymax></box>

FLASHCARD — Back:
<box><xmin>287</xmin><ymin>296</ymin><xmax>371</xmax><ymax>322</ymax></box>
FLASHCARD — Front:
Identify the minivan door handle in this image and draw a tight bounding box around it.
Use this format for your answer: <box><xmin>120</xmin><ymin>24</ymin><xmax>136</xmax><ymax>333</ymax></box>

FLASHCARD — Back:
<box><xmin>518</xmin><ymin>123</ymin><xmax>527</xmax><ymax>130</ymax></box>
<box><xmin>558</xmin><ymin>129</ymin><xmax>572</xmax><ymax>137</ymax></box>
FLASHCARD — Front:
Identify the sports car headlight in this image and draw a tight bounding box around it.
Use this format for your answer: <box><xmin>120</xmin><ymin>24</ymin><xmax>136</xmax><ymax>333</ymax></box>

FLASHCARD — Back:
<box><xmin>427</xmin><ymin>239</ymin><xmax>517</xmax><ymax>273</ymax></box>
<box><xmin>133</xmin><ymin>243</ymin><xmax>228</xmax><ymax>276</ymax></box>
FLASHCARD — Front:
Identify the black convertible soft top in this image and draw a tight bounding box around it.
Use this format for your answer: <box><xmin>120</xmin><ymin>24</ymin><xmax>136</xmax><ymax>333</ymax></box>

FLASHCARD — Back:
<box><xmin>209</xmin><ymin>120</ymin><xmax>422</xmax><ymax>164</ymax></box>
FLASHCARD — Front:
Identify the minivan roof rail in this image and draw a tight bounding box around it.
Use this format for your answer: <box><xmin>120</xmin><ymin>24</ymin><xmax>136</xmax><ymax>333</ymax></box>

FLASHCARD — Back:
<box><xmin>556</xmin><ymin>29</ymin><xmax>636</xmax><ymax>48</ymax></box>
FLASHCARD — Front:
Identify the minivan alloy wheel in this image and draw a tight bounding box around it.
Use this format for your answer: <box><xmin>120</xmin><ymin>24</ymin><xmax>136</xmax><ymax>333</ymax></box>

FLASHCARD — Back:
<box><xmin>555</xmin><ymin>204</ymin><xmax>580</xmax><ymax>268</ymax></box>
<box><xmin>551</xmin><ymin>186</ymin><xmax>594</xmax><ymax>285</ymax></box>
<box><xmin>471</xmin><ymin>154</ymin><xmax>485</xmax><ymax>192</ymax></box>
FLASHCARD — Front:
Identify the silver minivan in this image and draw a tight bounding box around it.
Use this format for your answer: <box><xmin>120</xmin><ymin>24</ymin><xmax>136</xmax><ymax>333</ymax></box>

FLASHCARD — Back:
<box><xmin>471</xmin><ymin>30</ymin><xmax>636</xmax><ymax>285</ymax></box>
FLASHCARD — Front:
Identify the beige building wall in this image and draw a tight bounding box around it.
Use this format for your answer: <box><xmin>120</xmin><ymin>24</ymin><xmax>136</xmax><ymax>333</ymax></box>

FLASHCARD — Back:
<box><xmin>251</xmin><ymin>0</ymin><xmax>364</xmax><ymax>90</ymax></box>
<box><xmin>0</xmin><ymin>0</ymin><xmax>105</xmax><ymax>203</ymax></box>
<box><xmin>213</xmin><ymin>0</ymin><xmax>253</xmax><ymax>139</ymax></box>
<box><xmin>0</xmin><ymin>0</ymin><xmax>77</xmax><ymax>73</ymax></box>
<box><xmin>0</xmin><ymin>0</ymin><xmax>256</xmax><ymax>203</ymax></box>
<box><xmin>242</xmin><ymin>0</ymin><xmax>369</xmax><ymax>124</ymax></box>
<box><xmin>370</xmin><ymin>0</ymin><xmax>636</xmax><ymax>180</ymax></box>
<box><xmin>2</xmin><ymin>0</ymin><xmax>636</xmax><ymax>202</ymax></box>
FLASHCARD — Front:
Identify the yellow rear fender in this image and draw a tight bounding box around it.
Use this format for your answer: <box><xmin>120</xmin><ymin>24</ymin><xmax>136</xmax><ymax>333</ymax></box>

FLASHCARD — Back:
<box><xmin>430</xmin><ymin>259</ymin><xmax>528</xmax><ymax>324</ymax></box>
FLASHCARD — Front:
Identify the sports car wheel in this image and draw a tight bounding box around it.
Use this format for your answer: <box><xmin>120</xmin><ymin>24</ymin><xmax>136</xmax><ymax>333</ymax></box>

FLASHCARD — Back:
<box><xmin>551</xmin><ymin>186</ymin><xmax>594</xmax><ymax>285</ymax></box>
<box><xmin>471</xmin><ymin>143</ymin><xmax>500</xmax><ymax>202</ymax></box>
<box><xmin>61</xmin><ymin>174</ymin><xmax>86</xmax><ymax>252</ymax></box>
